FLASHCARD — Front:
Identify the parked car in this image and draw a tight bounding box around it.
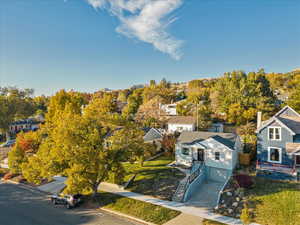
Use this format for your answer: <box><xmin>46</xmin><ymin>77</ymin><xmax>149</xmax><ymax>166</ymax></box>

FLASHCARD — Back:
<box><xmin>0</xmin><ymin>139</ymin><xmax>16</xmax><ymax>148</ymax></box>
<box><xmin>50</xmin><ymin>194</ymin><xmax>83</xmax><ymax>209</ymax></box>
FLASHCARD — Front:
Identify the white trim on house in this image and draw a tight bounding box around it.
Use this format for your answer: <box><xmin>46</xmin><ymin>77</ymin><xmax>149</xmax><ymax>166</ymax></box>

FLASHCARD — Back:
<box><xmin>256</xmin><ymin>117</ymin><xmax>296</xmax><ymax>135</ymax></box>
<box><xmin>268</xmin><ymin>126</ymin><xmax>282</xmax><ymax>141</ymax></box>
<box><xmin>267</xmin><ymin>147</ymin><xmax>282</xmax><ymax>164</ymax></box>
<box><xmin>274</xmin><ymin>105</ymin><xmax>300</xmax><ymax>118</ymax></box>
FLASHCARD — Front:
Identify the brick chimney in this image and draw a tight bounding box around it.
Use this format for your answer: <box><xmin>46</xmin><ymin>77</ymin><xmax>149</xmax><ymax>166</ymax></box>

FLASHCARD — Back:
<box><xmin>257</xmin><ymin>112</ymin><xmax>262</xmax><ymax>129</ymax></box>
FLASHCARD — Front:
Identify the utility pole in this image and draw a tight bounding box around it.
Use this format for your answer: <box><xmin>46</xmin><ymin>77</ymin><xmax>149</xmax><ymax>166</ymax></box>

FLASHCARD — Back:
<box><xmin>196</xmin><ymin>103</ymin><xmax>199</xmax><ymax>131</ymax></box>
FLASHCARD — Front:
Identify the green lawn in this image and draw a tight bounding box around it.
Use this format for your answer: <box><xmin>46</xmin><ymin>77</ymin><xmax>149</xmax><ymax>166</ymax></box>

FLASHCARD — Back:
<box><xmin>111</xmin><ymin>155</ymin><xmax>185</xmax><ymax>200</ymax></box>
<box><xmin>203</xmin><ymin>219</ymin><xmax>226</xmax><ymax>225</ymax></box>
<box><xmin>245</xmin><ymin>177</ymin><xmax>300</xmax><ymax>225</ymax></box>
<box><xmin>96</xmin><ymin>192</ymin><xmax>181</xmax><ymax>225</ymax></box>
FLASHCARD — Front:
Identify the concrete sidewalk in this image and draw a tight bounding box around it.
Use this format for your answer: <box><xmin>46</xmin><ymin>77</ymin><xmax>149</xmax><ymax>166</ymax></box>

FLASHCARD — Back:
<box><xmin>164</xmin><ymin>213</ymin><xmax>203</xmax><ymax>225</ymax></box>
<box><xmin>99</xmin><ymin>182</ymin><xmax>243</xmax><ymax>225</ymax></box>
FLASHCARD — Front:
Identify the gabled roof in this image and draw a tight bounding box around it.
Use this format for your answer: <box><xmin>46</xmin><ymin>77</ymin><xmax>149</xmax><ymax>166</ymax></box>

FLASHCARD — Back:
<box><xmin>177</xmin><ymin>131</ymin><xmax>237</xmax><ymax>150</ymax></box>
<box><xmin>274</xmin><ymin>105</ymin><xmax>300</xmax><ymax>118</ymax></box>
<box><xmin>168</xmin><ymin>116</ymin><xmax>196</xmax><ymax>125</ymax></box>
<box><xmin>257</xmin><ymin>106</ymin><xmax>300</xmax><ymax>135</ymax></box>
<box><xmin>143</xmin><ymin>128</ymin><xmax>163</xmax><ymax>142</ymax></box>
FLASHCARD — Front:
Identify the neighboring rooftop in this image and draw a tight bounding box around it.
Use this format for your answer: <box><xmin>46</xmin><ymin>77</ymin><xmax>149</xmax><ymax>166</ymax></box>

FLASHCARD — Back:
<box><xmin>286</xmin><ymin>142</ymin><xmax>300</xmax><ymax>154</ymax></box>
<box><xmin>10</xmin><ymin>119</ymin><xmax>41</xmax><ymax>126</ymax></box>
<box><xmin>258</xmin><ymin>106</ymin><xmax>300</xmax><ymax>134</ymax></box>
<box><xmin>168</xmin><ymin>116</ymin><xmax>196</xmax><ymax>125</ymax></box>
<box><xmin>143</xmin><ymin>128</ymin><xmax>163</xmax><ymax>142</ymax></box>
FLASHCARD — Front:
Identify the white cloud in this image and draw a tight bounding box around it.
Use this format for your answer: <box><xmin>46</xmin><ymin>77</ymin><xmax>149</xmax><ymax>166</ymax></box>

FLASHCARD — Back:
<box><xmin>85</xmin><ymin>0</ymin><xmax>184</xmax><ymax>60</ymax></box>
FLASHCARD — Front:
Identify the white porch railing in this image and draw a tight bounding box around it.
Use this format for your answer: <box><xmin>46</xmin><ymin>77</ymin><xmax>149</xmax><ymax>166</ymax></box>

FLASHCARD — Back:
<box><xmin>172</xmin><ymin>163</ymin><xmax>204</xmax><ymax>202</ymax></box>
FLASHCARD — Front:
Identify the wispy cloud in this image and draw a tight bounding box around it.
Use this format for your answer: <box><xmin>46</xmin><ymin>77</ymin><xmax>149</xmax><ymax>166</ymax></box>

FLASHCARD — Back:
<box><xmin>85</xmin><ymin>0</ymin><xmax>184</xmax><ymax>60</ymax></box>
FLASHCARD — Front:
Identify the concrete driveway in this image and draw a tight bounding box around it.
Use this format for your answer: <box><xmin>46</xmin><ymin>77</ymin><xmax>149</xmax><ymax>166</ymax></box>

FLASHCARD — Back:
<box><xmin>186</xmin><ymin>180</ymin><xmax>224</xmax><ymax>209</ymax></box>
<box><xmin>0</xmin><ymin>182</ymin><xmax>143</xmax><ymax>225</ymax></box>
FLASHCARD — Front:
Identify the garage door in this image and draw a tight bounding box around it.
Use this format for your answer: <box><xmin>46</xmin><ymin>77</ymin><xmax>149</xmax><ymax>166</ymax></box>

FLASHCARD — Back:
<box><xmin>207</xmin><ymin>167</ymin><xmax>230</xmax><ymax>182</ymax></box>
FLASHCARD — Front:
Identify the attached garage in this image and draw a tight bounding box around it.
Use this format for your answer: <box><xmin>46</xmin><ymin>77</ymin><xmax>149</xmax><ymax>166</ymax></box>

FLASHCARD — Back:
<box><xmin>207</xmin><ymin>167</ymin><xmax>230</xmax><ymax>182</ymax></box>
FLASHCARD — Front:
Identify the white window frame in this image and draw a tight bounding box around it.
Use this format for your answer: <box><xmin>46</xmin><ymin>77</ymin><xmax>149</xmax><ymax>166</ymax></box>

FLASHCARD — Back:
<box><xmin>268</xmin><ymin>147</ymin><xmax>282</xmax><ymax>164</ymax></box>
<box><xmin>268</xmin><ymin>126</ymin><xmax>282</xmax><ymax>141</ymax></box>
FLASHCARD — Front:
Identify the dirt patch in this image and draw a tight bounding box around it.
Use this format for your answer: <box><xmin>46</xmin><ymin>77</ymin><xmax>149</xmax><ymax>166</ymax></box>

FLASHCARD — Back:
<box><xmin>128</xmin><ymin>168</ymin><xmax>185</xmax><ymax>201</ymax></box>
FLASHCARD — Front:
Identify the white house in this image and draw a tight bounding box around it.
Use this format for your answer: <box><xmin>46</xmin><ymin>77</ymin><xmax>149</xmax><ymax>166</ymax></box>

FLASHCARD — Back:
<box><xmin>167</xmin><ymin>116</ymin><xmax>196</xmax><ymax>133</ymax></box>
<box><xmin>160</xmin><ymin>103</ymin><xmax>178</xmax><ymax>116</ymax></box>
<box><xmin>9</xmin><ymin>118</ymin><xmax>41</xmax><ymax>134</ymax></box>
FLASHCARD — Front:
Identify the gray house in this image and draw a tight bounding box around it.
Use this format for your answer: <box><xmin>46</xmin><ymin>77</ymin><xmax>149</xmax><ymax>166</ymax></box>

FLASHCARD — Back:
<box><xmin>175</xmin><ymin>131</ymin><xmax>242</xmax><ymax>182</ymax></box>
<box><xmin>256</xmin><ymin>106</ymin><xmax>300</xmax><ymax>181</ymax></box>
<box><xmin>143</xmin><ymin>128</ymin><xmax>164</xmax><ymax>152</ymax></box>
<box><xmin>173</xmin><ymin>131</ymin><xmax>242</xmax><ymax>206</ymax></box>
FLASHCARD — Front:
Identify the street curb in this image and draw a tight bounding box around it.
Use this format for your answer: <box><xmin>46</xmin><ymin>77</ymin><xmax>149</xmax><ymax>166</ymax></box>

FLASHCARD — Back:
<box><xmin>2</xmin><ymin>179</ymin><xmax>51</xmax><ymax>195</ymax></box>
<box><xmin>100</xmin><ymin>207</ymin><xmax>157</xmax><ymax>225</ymax></box>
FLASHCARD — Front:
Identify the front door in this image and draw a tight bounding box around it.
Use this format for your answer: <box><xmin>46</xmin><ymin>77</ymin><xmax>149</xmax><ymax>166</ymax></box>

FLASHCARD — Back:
<box><xmin>296</xmin><ymin>155</ymin><xmax>300</xmax><ymax>166</ymax></box>
<box><xmin>197</xmin><ymin>149</ymin><xmax>204</xmax><ymax>161</ymax></box>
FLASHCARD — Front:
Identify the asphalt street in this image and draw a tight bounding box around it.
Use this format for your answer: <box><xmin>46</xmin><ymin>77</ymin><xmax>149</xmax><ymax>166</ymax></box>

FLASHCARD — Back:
<box><xmin>0</xmin><ymin>182</ymin><xmax>143</xmax><ymax>225</ymax></box>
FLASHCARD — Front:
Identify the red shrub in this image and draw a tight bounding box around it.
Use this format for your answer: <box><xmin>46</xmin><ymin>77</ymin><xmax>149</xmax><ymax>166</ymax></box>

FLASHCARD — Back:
<box><xmin>234</xmin><ymin>174</ymin><xmax>254</xmax><ymax>188</ymax></box>
<box><xmin>3</xmin><ymin>172</ymin><xmax>14</xmax><ymax>180</ymax></box>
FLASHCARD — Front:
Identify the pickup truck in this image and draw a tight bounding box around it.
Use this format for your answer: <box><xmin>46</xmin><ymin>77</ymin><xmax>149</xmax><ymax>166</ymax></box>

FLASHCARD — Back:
<box><xmin>50</xmin><ymin>194</ymin><xmax>82</xmax><ymax>209</ymax></box>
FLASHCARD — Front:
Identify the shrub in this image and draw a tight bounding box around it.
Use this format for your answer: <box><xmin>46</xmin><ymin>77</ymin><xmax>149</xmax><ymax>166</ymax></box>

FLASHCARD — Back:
<box><xmin>235</xmin><ymin>174</ymin><xmax>254</xmax><ymax>188</ymax></box>
<box><xmin>240</xmin><ymin>204</ymin><xmax>252</xmax><ymax>225</ymax></box>
<box><xmin>3</xmin><ymin>172</ymin><xmax>14</xmax><ymax>180</ymax></box>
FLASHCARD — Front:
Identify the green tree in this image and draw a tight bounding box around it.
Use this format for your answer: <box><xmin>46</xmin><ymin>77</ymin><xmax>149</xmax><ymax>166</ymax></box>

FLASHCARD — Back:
<box><xmin>84</xmin><ymin>93</ymin><xmax>117</xmax><ymax>119</ymax></box>
<box><xmin>197</xmin><ymin>104</ymin><xmax>212</xmax><ymax>130</ymax></box>
<box><xmin>0</xmin><ymin>87</ymin><xmax>36</xmax><ymax>140</ymax></box>
<box><xmin>8</xmin><ymin>143</ymin><xmax>26</xmax><ymax>174</ymax></box>
<box><xmin>122</xmin><ymin>90</ymin><xmax>143</xmax><ymax>118</ymax></box>
<box><xmin>213</xmin><ymin>70</ymin><xmax>277</xmax><ymax>125</ymax></box>
<box><xmin>108</xmin><ymin>124</ymin><xmax>147</xmax><ymax>166</ymax></box>
<box><xmin>287</xmin><ymin>85</ymin><xmax>300</xmax><ymax>112</ymax></box>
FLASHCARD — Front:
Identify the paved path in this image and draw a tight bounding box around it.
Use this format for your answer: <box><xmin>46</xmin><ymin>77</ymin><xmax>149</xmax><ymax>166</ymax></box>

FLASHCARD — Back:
<box><xmin>99</xmin><ymin>182</ymin><xmax>243</xmax><ymax>225</ymax></box>
<box><xmin>164</xmin><ymin>213</ymin><xmax>203</xmax><ymax>225</ymax></box>
<box><xmin>37</xmin><ymin>176</ymin><xmax>67</xmax><ymax>194</ymax></box>
<box><xmin>186</xmin><ymin>180</ymin><xmax>224</xmax><ymax>209</ymax></box>
<box><xmin>0</xmin><ymin>182</ymin><xmax>143</xmax><ymax>225</ymax></box>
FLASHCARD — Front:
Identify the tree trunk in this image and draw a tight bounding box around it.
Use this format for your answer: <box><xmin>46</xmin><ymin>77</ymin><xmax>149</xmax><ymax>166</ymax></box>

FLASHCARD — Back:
<box><xmin>6</xmin><ymin>131</ymin><xmax>11</xmax><ymax>141</ymax></box>
<box><xmin>92</xmin><ymin>182</ymin><xmax>100</xmax><ymax>200</ymax></box>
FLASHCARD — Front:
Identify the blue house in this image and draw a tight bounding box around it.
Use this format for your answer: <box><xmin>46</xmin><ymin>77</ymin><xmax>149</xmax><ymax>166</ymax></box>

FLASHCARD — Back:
<box><xmin>256</xmin><ymin>106</ymin><xmax>300</xmax><ymax>181</ymax></box>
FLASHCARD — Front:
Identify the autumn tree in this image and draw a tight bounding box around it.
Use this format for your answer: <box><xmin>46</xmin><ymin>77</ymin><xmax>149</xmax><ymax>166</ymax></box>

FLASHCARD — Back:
<box><xmin>45</xmin><ymin>89</ymin><xmax>87</xmax><ymax>126</ymax></box>
<box><xmin>161</xmin><ymin>134</ymin><xmax>177</xmax><ymax>156</ymax></box>
<box><xmin>84</xmin><ymin>93</ymin><xmax>117</xmax><ymax>118</ymax></box>
<box><xmin>8</xmin><ymin>131</ymin><xmax>42</xmax><ymax>174</ymax></box>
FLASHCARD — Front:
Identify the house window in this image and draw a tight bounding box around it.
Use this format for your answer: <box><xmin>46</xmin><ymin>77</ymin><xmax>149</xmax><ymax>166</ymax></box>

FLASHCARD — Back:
<box><xmin>182</xmin><ymin>148</ymin><xmax>190</xmax><ymax>156</ymax></box>
<box><xmin>215</xmin><ymin>152</ymin><xmax>220</xmax><ymax>161</ymax></box>
<box><xmin>268</xmin><ymin>127</ymin><xmax>281</xmax><ymax>140</ymax></box>
<box><xmin>268</xmin><ymin>147</ymin><xmax>282</xmax><ymax>163</ymax></box>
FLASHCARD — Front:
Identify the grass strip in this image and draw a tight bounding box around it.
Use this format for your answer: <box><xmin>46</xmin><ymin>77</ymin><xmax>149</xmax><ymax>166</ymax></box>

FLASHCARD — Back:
<box><xmin>97</xmin><ymin>191</ymin><xmax>181</xmax><ymax>225</ymax></box>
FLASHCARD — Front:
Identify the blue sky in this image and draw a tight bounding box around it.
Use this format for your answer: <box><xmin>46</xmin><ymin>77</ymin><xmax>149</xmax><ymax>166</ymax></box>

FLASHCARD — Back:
<box><xmin>1</xmin><ymin>0</ymin><xmax>300</xmax><ymax>96</ymax></box>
